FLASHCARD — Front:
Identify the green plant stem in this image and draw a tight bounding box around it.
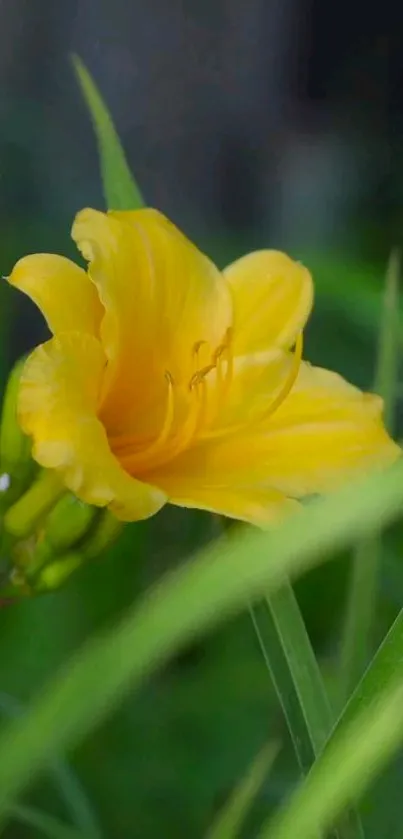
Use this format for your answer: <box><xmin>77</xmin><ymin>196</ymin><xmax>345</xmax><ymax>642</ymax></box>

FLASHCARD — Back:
<box><xmin>339</xmin><ymin>538</ymin><xmax>380</xmax><ymax>704</ymax></box>
<box><xmin>250</xmin><ymin>581</ymin><xmax>365</xmax><ymax>839</ymax></box>
<box><xmin>250</xmin><ymin>581</ymin><xmax>333</xmax><ymax>773</ymax></box>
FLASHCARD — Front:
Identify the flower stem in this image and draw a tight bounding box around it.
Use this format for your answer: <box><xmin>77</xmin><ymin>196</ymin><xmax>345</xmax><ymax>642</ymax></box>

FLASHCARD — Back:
<box><xmin>250</xmin><ymin>581</ymin><xmax>333</xmax><ymax>772</ymax></box>
<box><xmin>250</xmin><ymin>580</ymin><xmax>365</xmax><ymax>838</ymax></box>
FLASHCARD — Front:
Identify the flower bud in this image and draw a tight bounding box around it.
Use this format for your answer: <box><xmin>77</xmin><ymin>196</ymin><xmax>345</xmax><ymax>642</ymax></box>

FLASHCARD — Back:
<box><xmin>4</xmin><ymin>470</ymin><xmax>64</xmax><ymax>540</ymax></box>
<box><xmin>36</xmin><ymin>551</ymin><xmax>83</xmax><ymax>592</ymax></box>
<box><xmin>81</xmin><ymin>509</ymin><xmax>123</xmax><ymax>559</ymax></box>
<box><xmin>0</xmin><ymin>357</ymin><xmax>35</xmax><ymax>506</ymax></box>
<box><xmin>44</xmin><ymin>493</ymin><xmax>97</xmax><ymax>553</ymax></box>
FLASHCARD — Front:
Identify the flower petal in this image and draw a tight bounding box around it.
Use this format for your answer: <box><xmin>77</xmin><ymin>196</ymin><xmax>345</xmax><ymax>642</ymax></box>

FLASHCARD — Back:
<box><xmin>224</xmin><ymin>250</ymin><xmax>313</xmax><ymax>354</ymax></box>
<box><xmin>152</xmin><ymin>475</ymin><xmax>299</xmax><ymax>527</ymax></box>
<box><xmin>72</xmin><ymin>208</ymin><xmax>232</xmax><ymax>440</ymax></box>
<box><xmin>19</xmin><ymin>332</ymin><xmax>166</xmax><ymax>521</ymax></box>
<box><xmin>8</xmin><ymin>253</ymin><xmax>103</xmax><ymax>337</ymax></box>
<box><xmin>144</xmin><ymin>362</ymin><xmax>399</xmax><ymax>509</ymax></box>
<box><xmin>259</xmin><ymin>362</ymin><xmax>401</xmax><ymax>495</ymax></box>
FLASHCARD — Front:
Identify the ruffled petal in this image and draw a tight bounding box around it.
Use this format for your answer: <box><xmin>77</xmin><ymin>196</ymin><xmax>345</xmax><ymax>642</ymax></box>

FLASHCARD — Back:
<box><xmin>224</xmin><ymin>250</ymin><xmax>313</xmax><ymax>354</ymax></box>
<box><xmin>19</xmin><ymin>332</ymin><xmax>166</xmax><ymax>521</ymax></box>
<box><xmin>259</xmin><ymin>362</ymin><xmax>401</xmax><ymax>495</ymax></box>
<box><xmin>8</xmin><ymin>253</ymin><xmax>103</xmax><ymax>337</ymax></box>
<box><xmin>72</xmin><ymin>208</ymin><xmax>232</xmax><ymax>441</ymax></box>
<box><xmin>143</xmin><ymin>362</ymin><xmax>399</xmax><ymax>509</ymax></box>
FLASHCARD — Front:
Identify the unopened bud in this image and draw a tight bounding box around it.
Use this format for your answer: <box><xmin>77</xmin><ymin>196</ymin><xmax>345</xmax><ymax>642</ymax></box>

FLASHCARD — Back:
<box><xmin>36</xmin><ymin>552</ymin><xmax>83</xmax><ymax>592</ymax></box>
<box><xmin>4</xmin><ymin>469</ymin><xmax>64</xmax><ymax>540</ymax></box>
<box><xmin>0</xmin><ymin>357</ymin><xmax>35</xmax><ymax>506</ymax></box>
<box><xmin>81</xmin><ymin>509</ymin><xmax>123</xmax><ymax>559</ymax></box>
<box><xmin>44</xmin><ymin>493</ymin><xmax>97</xmax><ymax>553</ymax></box>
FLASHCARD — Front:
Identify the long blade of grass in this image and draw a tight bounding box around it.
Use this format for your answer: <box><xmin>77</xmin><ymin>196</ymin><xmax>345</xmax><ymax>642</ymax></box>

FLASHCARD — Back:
<box><xmin>0</xmin><ymin>463</ymin><xmax>402</xmax><ymax>824</ymax></box>
<box><xmin>0</xmin><ymin>691</ymin><xmax>102</xmax><ymax>839</ymax></box>
<box><xmin>339</xmin><ymin>250</ymin><xmax>400</xmax><ymax>705</ymax></box>
<box><xmin>260</xmin><ymin>599</ymin><xmax>403</xmax><ymax>839</ymax></box>
<box><xmin>251</xmin><ymin>584</ymin><xmax>364</xmax><ymax>839</ymax></box>
<box><xmin>10</xmin><ymin>804</ymin><xmax>89</xmax><ymax>839</ymax></box>
<box><xmin>250</xmin><ymin>583</ymin><xmax>333</xmax><ymax>774</ymax></box>
<box><xmin>72</xmin><ymin>55</ymin><xmax>144</xmax><ymax>211</ymax></box>
<box><xmin>258</xmin><ymin>677</ymin><xmax>403</xmax><ymax>839</ymax></box>
<box><xmin>205</xmin><ymin>742</ymin><xmax>279</xmax><ymax>839</ymax></box>
<box><xmin>335</xmin><ymin>605</ymin><xmax>403</xmax><ymax>730</ymax></box>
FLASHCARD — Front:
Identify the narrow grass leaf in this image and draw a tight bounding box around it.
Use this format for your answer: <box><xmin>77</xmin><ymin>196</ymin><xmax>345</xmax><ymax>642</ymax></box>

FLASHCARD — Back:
<box><xmin>250</xmin><ymin>584</ymin><xmax>364</xmax><ymax>839</ymax></box>
<box><xmin>206</xmin><ymin>742</ymin><xmax>279</xmax><ymax>839</ymax></box>
<box><xmin>0</xmin><ymin>691</ymin><xmax>102</xmax><ymax>839</ymax></box>
<box><xmin>258</xmin><ymin>678</ymin><xmax>403</xmax><ymax>839</ymax></box>
<box><xmin>335</xmin><ymin>605</ymin><xmax>403</xmax><ymax>729</ymax></box>
<box><xmin>72</xmin><ymin>54</ymin><xmax>144</xmax><ymax>211</ymax></box>
<box><xmin>10</xmin><ymin>804</ymin><xmax>89</xmax><ymax>839</ymax></box>
<box><xmin>250</xmin><ymin>583</ymin><xmax>333</xmax><ymax>774</ymax></box>
<box><xmin>0</xmin><ymin>463</ymin><xmax>403</xmax><ymax>823</ymax></box>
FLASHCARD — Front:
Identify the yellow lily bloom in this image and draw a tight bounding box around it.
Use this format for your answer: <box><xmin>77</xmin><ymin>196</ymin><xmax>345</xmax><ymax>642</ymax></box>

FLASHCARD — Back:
<box><xmin>8</xmin><ymin>208</ymin><xmax>399</xmax><ymax>526</ymax></box>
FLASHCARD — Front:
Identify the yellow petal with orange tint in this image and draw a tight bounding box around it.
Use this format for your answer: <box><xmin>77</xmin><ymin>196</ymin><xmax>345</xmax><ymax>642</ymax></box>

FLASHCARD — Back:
<box><xmin>72</xmin><ymin>208</ymin><xmax>232</xmax><ymax>441</ymax></box>
<box><xmin>8</xmin><ymin>253</ymin><xmax>103</xmax><ymax>337</ymax></box>
<box><xmin>224</xmin><ymin>250</ymin><xmax>313</xmax><ymax>354</ymax></box>
<box><xmin>19</xmin><ymin>332</ymin><xmax>166</xmax><ymax>521</ymax></box>
<box><xmin>259</xmin><ymin>361</ymin><xmax>401</xmax><ymax>495</ymax></box>
<box><xmin>144</xmin><ymin>361</ymin><xmax>399</xmax><ymax>507</ymax></box>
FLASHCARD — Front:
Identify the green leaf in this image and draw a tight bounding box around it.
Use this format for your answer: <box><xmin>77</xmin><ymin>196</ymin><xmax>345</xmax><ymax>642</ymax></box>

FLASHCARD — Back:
<box><xmin>260</xmin><ymin>602</ymin><xmax>403</xmax><ymax>839</ymax></box>
<box><xmin>251</xmin><ymin>584</ymin><xmax>364</xmax><ymax>839</ymax></box>
<box><xmin>205</xmin><ymin>742</ymin><xmax>279</xmax><ymax>839</ymax></box>
<box><xmin>0</xmin><ymin>691</ymin><xmax>102</xmax><ymax>839</ymax></box>
<box><xmin>339</xmin><ymin>250</ymin><xmax>401</xmax><ymax>705</ymax></box>
<box><xmin>72</xmin><ymin>54</ymin><xmax>144</xmax><ymax>211</ymax></box>
<box><xmin>336</xmin><ymin>606</ymin><xmax>403</xmax><ymax>729</ymax></box>
<box><xmin>0</xmin><ymin>462</ymin><xmax>402</xmax><ymax>824</ymax></box>
<box><xmin>258</xmin><ymin>677</ymin><xmax>403</xmax><ymax>839</ymax></box>
<box><xmin>10</xmin><ymin>804</ymin><xmax>89</xmax><ymax>839</ymax></box>
<box><xmin>250</xmin><ymin>583</ymin><xmax>333</xmax><ymax>774</ymax></box>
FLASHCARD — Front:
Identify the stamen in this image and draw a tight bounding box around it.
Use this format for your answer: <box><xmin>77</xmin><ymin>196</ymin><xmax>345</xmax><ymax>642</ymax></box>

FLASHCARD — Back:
<box><xmin>199</xmin><ymin>331</ymin><xmax>304</xmax><ymax>443</ymax></box>
<box><xmin>189</xmin><ymin>364</ymin><xmax>215</xmax><ymax>390</ymax></box>
<box><xmin>118</xmin><ymin>370</ymin><xmax>175</xmax><ymax>471</ymax></box>
<box><xmin>262</xmin><ymin>332</ymin><xmax>303</xmax><ymax>420</ymax></box>
<box><xmin>193</xmin><ymin>340</ymin><xmax>207</xmax><ymax>357</ymax></box>
<box><xmin>212</xmin><ymin>327</ymin><xmax>233</xmax><ymax>404</ymax></box>
<box><xmin>137</xmin><ymin>371</ymin><xmax>175</xmax><ymax>455</ymax></box>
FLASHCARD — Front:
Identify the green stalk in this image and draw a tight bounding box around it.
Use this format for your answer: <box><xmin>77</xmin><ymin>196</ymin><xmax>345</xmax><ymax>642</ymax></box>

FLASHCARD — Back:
<box><xmin>250</xmin><ymin>583</ymin><xmax>332</xmax><ymax>773</ymax></box>
<box><xmin>339</xmin><ymin>250</ymin><xmax>400</xmax><ymax>704</ymax></box>
<box><xmin>251</xmin><ymin>582</ymin><xmax>364</xmax><ymax>839</ymax></box>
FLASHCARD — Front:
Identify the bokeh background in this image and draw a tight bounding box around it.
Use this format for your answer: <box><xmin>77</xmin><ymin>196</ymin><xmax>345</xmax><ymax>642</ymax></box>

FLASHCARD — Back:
<box><xmin>0</xmin><ymin>1</ymin><xmax>403</xmax><ymax>837</ymax></box>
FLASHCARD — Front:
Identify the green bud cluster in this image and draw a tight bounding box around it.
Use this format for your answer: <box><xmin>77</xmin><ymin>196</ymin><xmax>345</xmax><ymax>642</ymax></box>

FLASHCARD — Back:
<box><xmin>0</xmin><ymin>358</ymin><xmax>123</xmax><ymax>598</ymax></box>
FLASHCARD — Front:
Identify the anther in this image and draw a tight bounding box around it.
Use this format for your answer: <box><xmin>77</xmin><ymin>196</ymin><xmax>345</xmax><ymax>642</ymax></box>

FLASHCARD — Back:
<box><xmin>262</xmin><ymin>332</ymin><xmax>303</xmax><ymax>420</ymax></box>
<box><xmin>193</xmin><ymin>340</ymin><xmax>207</xmax><ymax>357</ymax></box>
<box><xmin>189</xmin><ymin>364</ymin><xmax>215</xmax><ymax>390</ymax></box>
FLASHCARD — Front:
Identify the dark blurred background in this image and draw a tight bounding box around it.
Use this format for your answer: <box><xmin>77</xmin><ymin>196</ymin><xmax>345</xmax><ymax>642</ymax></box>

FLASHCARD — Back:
<box><xmin>1</xmin><ymin>2</ymin><xmax>403</xmax><ymax>838</ymax></box>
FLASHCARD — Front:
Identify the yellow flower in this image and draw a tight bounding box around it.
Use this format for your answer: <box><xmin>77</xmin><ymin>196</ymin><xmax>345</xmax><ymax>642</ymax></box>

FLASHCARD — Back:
<box><xmin>8</xmin><ymin>208</ymin><xmax>399</xmax><ymax>526</ymax></box>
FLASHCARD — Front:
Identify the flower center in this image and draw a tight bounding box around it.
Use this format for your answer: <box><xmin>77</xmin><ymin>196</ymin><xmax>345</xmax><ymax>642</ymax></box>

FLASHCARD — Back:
<box><xmin>117</xmin><ymin>329</ymin><xmax>234</xmax><ymax>474</ymax></box>
<box><xmin>116</xmin><ymin>331</ymin><xmax>302</xmax><ymax>475</ymax></box>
